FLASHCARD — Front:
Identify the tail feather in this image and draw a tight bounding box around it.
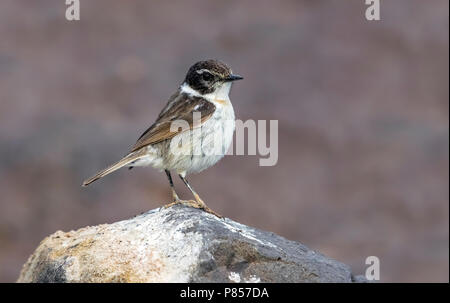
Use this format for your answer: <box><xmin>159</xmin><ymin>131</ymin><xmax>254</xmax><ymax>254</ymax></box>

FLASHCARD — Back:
<box><xmin>82</xmin><ymin>151</ymin><xmax>147</xmax><ymax>187</ymax></box>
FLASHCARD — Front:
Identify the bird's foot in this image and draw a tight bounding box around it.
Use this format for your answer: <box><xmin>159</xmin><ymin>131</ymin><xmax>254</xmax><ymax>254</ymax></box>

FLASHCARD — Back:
<box><xmin>192</xmin><ymin>194</ymin><xmax>223</xmax><ymax>219</ymax></box>
<box><xmin>163</xmin><ymin>198</ymin><xmax>201</xmax><ymax>209</ymax></box>
<box><xmin>201</xmin><ymin>206</ymin><xmax>224</xmax><ymax>219</ymax></box>
<box><xmin>163</xmin><ymin>197</ymin><xmax>223</xmax><ymax>218</ymax></box>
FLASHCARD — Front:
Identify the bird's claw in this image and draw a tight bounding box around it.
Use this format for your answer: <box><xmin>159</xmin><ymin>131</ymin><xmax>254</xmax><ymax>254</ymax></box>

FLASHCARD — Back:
<box><xmin>162</xmin><ymin>199</ymin><xmax>223</xmax><ymax>218</ymax></box>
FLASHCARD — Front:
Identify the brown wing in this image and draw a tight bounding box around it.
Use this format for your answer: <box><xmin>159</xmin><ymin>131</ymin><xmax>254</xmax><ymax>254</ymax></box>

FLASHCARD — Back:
<box><xmin>131</xmin><ymin>92</ymin><xmax>216</xmax><ymax>152</ymax></box>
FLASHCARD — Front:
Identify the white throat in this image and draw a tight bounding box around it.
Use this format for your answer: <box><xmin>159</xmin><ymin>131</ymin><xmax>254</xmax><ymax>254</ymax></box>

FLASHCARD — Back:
<box><xmin>180</xmin><ymin>82</ymin><xmax>232</xmax><ymax>102</ymax></box>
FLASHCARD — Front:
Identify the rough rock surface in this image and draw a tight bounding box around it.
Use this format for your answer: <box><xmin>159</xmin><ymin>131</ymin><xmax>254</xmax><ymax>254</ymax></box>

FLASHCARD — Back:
<box><xmin>18</xmin><ymin>205</ymin><xmax>363</xmax><ymax>282</ymax></box>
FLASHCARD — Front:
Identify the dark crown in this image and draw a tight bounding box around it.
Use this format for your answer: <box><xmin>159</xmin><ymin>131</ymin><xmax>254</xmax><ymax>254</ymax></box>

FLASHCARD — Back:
<box><xmin>186</xmin><ymin>60</ymin><xmax>232</xmax><ymax>80</ymax></box>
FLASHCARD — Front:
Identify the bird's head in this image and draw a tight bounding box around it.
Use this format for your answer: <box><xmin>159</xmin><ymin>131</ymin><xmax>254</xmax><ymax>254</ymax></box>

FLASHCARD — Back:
<box><xmin>184</xmin><ymin>60</ymin><xmax>243</xmax><ymax>95</ymax></box>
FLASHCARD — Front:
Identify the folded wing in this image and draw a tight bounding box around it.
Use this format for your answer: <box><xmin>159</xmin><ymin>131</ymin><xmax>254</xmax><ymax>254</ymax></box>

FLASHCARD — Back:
<box><xmin>131</xmin><ymin>94</ymin><xmax>216</xmax><ymax>152</ymax></box>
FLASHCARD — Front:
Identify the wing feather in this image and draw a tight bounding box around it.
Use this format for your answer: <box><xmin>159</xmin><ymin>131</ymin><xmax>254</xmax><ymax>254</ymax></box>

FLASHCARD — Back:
<box><xmin>131</xmin><ymin>92</ymin><xmax>215</xmax><ymax>152</ymax></box>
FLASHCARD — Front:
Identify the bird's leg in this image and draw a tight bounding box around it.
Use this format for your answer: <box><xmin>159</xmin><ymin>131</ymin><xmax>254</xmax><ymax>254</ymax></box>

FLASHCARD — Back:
<box><xmin>165</xmin><ymin>170</ymin><xmax>180</xmax><ymax>202</ymax></box>
<box><xmin>179</xmin><ymin>174</ymin><xmax>223</xmax><ymax>218</ymax></box>
<box><xmin>162</xmin><ymin>170</ymin><xmax>203</xmax><ymax>209</ymax></box>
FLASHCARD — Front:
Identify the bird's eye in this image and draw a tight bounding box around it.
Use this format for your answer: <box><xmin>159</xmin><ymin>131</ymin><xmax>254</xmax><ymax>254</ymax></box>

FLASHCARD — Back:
<box><xmin>202</xmin><ymin>72</ymin><xmax>213</xmax><ymax>81</ymax></box>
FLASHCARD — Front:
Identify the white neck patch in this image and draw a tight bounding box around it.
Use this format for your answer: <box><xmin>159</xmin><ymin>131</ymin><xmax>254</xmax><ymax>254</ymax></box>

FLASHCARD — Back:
<box><xmin>180</xmin><ymin>83</ymin><xmax>201</xmax><ymax>97</ymax></box>
<box><xmin>180</xmin><ymin>82</ymin><xmax>232</xmax><ymax>103</ymax></box>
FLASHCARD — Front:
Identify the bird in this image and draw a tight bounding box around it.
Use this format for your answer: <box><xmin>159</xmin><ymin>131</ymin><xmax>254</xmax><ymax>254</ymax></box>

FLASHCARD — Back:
<box><xmin>82</xmin><ymin>60</ymin><xmax>243</xmax><ymax>218</ymax></box>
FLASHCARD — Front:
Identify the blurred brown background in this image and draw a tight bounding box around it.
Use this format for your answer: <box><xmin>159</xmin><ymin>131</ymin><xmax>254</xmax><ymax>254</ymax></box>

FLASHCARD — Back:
<box><xmin>0</xmin><ymin>0</ymin><xmax>448</xmax><ymax>282</ymax></box>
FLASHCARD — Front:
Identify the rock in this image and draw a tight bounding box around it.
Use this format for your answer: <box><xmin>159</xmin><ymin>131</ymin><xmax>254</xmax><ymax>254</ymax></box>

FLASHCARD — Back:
<box><xmin>18</xmin><ymin>205</ymin><xmax>363</xmax><ymax>283</ymax></box>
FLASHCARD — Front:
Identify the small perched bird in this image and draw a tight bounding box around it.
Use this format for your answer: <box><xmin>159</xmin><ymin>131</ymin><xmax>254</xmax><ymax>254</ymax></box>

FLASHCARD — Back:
<box><xmin>82</xmin><ymin>60</ymin><xmax>243</xmax><ymax>217</ymax></box>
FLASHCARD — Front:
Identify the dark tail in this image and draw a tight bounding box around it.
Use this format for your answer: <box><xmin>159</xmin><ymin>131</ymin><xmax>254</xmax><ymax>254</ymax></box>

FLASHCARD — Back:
<box><xmin>82</xmin><ymin>151</ymin><xmax>147</xmax><ymax>186</ymax></box>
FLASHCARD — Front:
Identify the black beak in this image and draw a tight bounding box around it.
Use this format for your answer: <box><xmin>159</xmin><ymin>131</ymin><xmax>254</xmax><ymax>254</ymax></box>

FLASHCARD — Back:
<box><xmin>224</xmin><ymin>74</ymin><xmax>244</xmax><ymax>82</ymax></box>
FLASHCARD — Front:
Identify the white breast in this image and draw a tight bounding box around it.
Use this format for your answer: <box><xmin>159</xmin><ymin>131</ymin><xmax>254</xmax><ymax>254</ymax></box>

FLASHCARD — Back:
<box><xmin>177</xmin><ymin>82</ymin><xmax>235</xmax><ymax>174</ymax></box>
